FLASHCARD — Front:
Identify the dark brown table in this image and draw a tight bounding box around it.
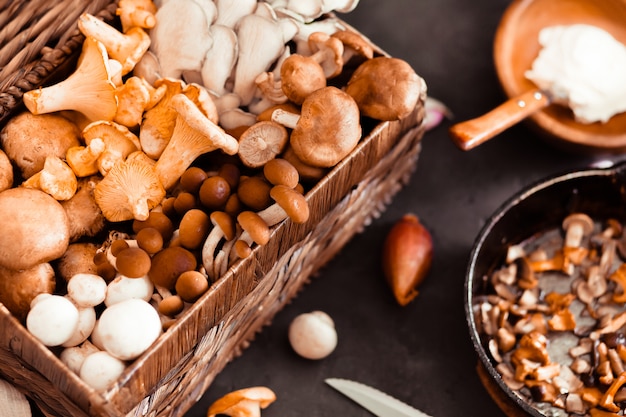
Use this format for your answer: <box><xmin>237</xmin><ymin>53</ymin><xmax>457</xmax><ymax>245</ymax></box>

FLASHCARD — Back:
<box><xmin>184</xmin><ymin>0</ymin><xmax>625</xmax><ymax>416</ymax></box>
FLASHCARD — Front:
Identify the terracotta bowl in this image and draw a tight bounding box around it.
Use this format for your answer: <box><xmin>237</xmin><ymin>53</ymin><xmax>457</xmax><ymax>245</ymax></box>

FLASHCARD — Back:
<box><xmin>465</xmin><ymin>162</ymin><xmax>626</xmax><ymax>416</ymax></box>
<box><xmin>494</xmin><ymin>0</ymin><xmax>626</xmax><ymax>153</ymax></box>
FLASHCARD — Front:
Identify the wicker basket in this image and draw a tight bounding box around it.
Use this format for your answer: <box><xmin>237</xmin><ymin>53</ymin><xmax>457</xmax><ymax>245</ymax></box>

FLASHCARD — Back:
<box><xmin>0</xmin><ymin>2</ymin><xmax>427</xmax><ymax>416</ymax></box>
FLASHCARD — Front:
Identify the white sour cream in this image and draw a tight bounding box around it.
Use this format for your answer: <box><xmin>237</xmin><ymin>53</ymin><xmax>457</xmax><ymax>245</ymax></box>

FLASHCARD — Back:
<box><xmin>525</xmin><ymin>24</ymin><xmax>626</xmax><ymax>123</ymax></box>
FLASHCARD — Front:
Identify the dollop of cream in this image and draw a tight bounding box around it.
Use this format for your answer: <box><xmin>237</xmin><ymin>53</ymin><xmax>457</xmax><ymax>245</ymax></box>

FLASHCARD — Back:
<box><xmin>525</xmin><ymin>24</ymin><xmax>626</xmax><ymax>123</ymax></box>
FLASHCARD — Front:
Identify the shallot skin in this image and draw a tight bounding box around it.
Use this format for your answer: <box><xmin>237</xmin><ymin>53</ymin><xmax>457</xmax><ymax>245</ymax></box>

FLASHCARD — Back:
<box><xmin>381</xmin><ymin>213</ymin><xmax>433</xmax><ymax>306</ymax></box>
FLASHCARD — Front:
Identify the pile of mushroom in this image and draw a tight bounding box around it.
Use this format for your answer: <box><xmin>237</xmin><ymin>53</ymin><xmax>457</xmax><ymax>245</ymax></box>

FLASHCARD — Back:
<box><xmin>0</xmin><ymin>0</ymin><xmax>425</xmax><ymax>391</ymax></box>
<box><xmin>476</xmin><ymin>213</ymin><xmax>626</xmax><ymax>415</ymax></box>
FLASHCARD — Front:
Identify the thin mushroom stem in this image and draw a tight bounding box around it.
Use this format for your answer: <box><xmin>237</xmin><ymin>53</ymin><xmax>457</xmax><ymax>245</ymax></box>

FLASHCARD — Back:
<box><xmin>271</xmin><ymin>108</ymin><xmax>300</xmax><ymax>129</ymax></box>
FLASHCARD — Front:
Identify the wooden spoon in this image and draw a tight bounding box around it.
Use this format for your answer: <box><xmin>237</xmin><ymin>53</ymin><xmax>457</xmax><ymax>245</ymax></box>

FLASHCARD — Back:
<box><xmin>449</xmin><ymin>0</ymin><xmax>626</xmax><ymax>153</ymax></box>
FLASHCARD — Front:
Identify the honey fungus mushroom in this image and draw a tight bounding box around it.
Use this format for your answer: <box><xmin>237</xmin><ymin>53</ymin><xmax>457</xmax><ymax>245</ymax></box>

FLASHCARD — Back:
<box><xmin>272</xmin><ymin>86</ymin><xmax>361</xmax><ymax>168</ymax></box>
<box><xmin>0</xmin><ymin>188</ymin><xmax>70</xmax><ymax>271</ymax></box>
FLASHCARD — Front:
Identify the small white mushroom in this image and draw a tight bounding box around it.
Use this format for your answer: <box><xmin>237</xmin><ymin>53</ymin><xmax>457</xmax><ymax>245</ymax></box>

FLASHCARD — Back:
<box><xmin>79</xmin><ymin>350</ymin><xmax>127</xmax><ymax>392</ymax></box>
<box><xmin>67</xmin><ymin>273</ymin><xmax>107</xmax><ymax>307</ymax></box>
<box><xmin>96</xmin><ymin>298</ymin><xmax>162</xmax><ymax>360</ymax></box>
<box><xmin>61</xmin><ymin>304</ymin><xmax>97</xmax><ymax>348</ymax></box>
<box><xmin>60</xmin><ymin>340</ymin><xmax>101</xmax><ymax>374</ymax></box>
<box><xmin>26</xmin><ymin>294</ymin><xmax>79</xmax><ymax>346</ymax></box>
<box><xmin>104</xmin><ymin>274</ymin><xmax>154</xmax><ymax>307</ymax></box>
<box><xmin>288</xmin><ymin>310</ymin><xmax>337</xmax><ymax>360</ymax></box>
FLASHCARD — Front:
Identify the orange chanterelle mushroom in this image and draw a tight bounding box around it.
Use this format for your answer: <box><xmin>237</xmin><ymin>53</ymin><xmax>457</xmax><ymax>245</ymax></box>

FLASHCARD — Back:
<box><xmin>208</xmin><ymin>386</ymin><xmax>277</xmax><ymax>417</ymax></box>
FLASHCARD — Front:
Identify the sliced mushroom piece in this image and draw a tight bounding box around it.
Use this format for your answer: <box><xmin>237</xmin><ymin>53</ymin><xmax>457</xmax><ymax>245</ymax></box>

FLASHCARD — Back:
<box><xmin>563</xmin><ymin>212</ymin><xmax>595</xmax><ymax>248</ymax></box>
<box><xmin>238</xmin><ymin>121</ymin><xmax>289</xmax><ymax>168</ymax></box>
<box><xmin>208</xmin><ymin>386</ymin><xmax>277</xmax><ymax>417</ymax></box>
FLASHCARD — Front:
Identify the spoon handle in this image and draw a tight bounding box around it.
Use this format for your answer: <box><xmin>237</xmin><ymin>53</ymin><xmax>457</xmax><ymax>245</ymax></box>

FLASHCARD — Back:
<box><xmin>448</xmin><ymin>89</ymin><xmax>551</xmax><ymax>151</ymax></box>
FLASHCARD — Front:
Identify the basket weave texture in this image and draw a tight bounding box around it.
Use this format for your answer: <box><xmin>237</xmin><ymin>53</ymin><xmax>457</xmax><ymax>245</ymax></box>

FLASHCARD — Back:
<box><xmin>0</xmin><ymin>0</ymin><xmax>118</xmax><ymax>126</ymax></box>
<box><xmin>0</xmin><ymin>2</ymin><xmax>428</xmax><ymax>416</ymax></box>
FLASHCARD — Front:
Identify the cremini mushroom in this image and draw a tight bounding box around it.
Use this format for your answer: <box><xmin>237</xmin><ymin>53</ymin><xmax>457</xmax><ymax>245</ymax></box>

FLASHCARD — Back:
<box><xmin>272</xmin><ymin>86</ymin><xmax>361</xmax><ymax>168</ymax></box>
<box><xmin>22</xmin><ymin>37</ymin><xmax>118</xmax><ymax>122</ymax></box>
<box><xmin>345</xmin><ymin>56</ymin><xmax>424</xmax><ymax>121</ymax></box>
<box><xmin>61</xmin><ymin>176</ymin><xmax>106</xmax><ymax>242</ymax></box>
<box><xmin>56</xmin><ymin>243</ymin><xmax>99</xmax><ymax>281</ymax></box>
<box><xmin>26</xmin><ymin>294</ymin><xmax>79</xmax><ymax>346</ymax></box>
<box><xmin>116</xmin><ymin>0</ymin><xmax>157</xmax><ymax>32</ymax></box>
<box><xmin>0</xmin><ymin>188</ymin><xmax>70</xmax><ymax>271</ymax></box>
<box><xmin>288</xmin><ymin>311</ymin><xmax>338</xmax><ymax>359</ymax></box>
<box><xmin>21</xmin><ymin>155</ymin><xmax>78</xmax><ymax>201</ymax></box>
<box><xmin>306</xmin><ymin>31</ymin><xmax>344</xmax><ymax>78</ymax></box>
<box><xmin>238</xmin><ymin>121</ymin><xmax>289</xmax><ymax>168</ymax></box>
<box><xmin>82</xmin><ymin>120</ymin><xmax>141</xmax><ymax>176</ymax></box>
<box><xmin>0</xmin><ymin>149</ymin><xmax>12</xmax><ymax>192</ymax></box>
<box><xmin>94</xmin><ymin>158</ymin><xmax>165</xmax><ymax>222</ymax></box>
<box><xmin>96</xmin><ymin>298</ymin><xmax>162</xmax><ymax>360</ymax></box>
<box><xmin>279</xmin><ymin>54</ymin><xmax>326</xmax><ymax>105</ymax></box>
<box><xmin>0</xmin><ymin>262</ymin><xmax>55</xmax><ymax>321</ymax></box>
<box><xmin>148</xmin><ymin>246</ymin><xmax>197</xmax><ymax>289</ymax></box>
<box><xmin>0</xmin><ymin>111</ymin><xmax>81</xmax><ymax>179</ymax></box>
<box><xmin>78</xmin><ymin>13</ymin><xmax>151</xmax><ymax>75</ymax></box>
<box><xmin>154</xmin><ymin>93</ymin><xmax>239</xmax><ymax>190</ymax></box>
<box><xmin>207</xmin><ymin>386</ymin><xmax>277</xmax><ymax>417</ymax></box>
<box><xmin>331</xmin><ymin>29</ymin><xmax>374</xmax><ymax>64</ymax></box>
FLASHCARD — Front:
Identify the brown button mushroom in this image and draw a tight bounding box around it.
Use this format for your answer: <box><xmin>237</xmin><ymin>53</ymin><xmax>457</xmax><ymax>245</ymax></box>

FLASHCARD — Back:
<box><xmin>207</xmin><ymin>386</ymin><xmax>277</xmax><ymax>417</ymax></box>
<box><xmin>237</xmin><ymin>176</ymin><xmax>272</xmax><ymax>211</ymax></box>
<box><xmin>238</xmin><ymin>211</ymin><xmax>271</xmax><ymax>246</ymax></box>
<box><xmin>258</xmin><ymin>185</ymin><xmax>309</xmax><ymax>226</ymax></box>
<box><xmin>0</xmin><ymin>111</ymin><xmax>81</xmax><ymax>179</ymax></box>
<box><xmin>0</xmin><ymin>262</ymin><xmax>55</xmax><ymax>321</ymax></box>
<box><xmin>237</xmin><ymin>121</ymin><xmax>289</xmax><ymax>169</ymax></box>
<box><xmin>133</xmin><ymin>211</ymin><xmax>175</xmax><ymax>242</ymax></box>
<box><xmin>56</xmin><ymin>242</ymin><xmax>99</xmax><ymax>282</ymax></box>
<box><xmin>60</xmin><ymin>176</ymin><xmax>106</xmax><ymax>242</ymax></box>
<box><xmin>331</xmin><ymin>29</ymin><xmax>374</xmax><ymax>64</ymax></box>
<box><xmin>272</xmin><ymin>86</ymin><xmax>361</xmax><ymax>168</ymax></box>
<box><xmin>199</xmin><ymin>175</ymin><xmax>231</xmax><ymax>210</ymax></box>
<box><xmin>178</xmin><ymin>208</ymin><xmax>211</xmax><ymax>250</ymax></box>
<box><xmin>0</xmin><ymin>149</ymin><xmax>12</xmax><ymax>192</ymax></box>
<box><xmin>279</xmin><ymin>54</ymin><xmax>327</xmax><ymax>105</ymax></box>
<box><xmin>263</xmin><ymin>158</ymin><xmax>299</xmax><ymax>189</ymax></box>
<box><xmin>175</xmin><ymin>270</ymin><xmax>209</xmax><ymax>303</ymax></box>
<box><xmin>345</xmin><ymin>56</ymin><xmax>424</xmax><ymax>121</ymax></box>
<box><xmin>115</xmin><ymin>247</ymin><xmax>152</xmax><ymax>278</ymax></box>
<box><xmin>0</xmin><ymin>188</ymin><xmax>70</xmax><ymax>271</ymax></box>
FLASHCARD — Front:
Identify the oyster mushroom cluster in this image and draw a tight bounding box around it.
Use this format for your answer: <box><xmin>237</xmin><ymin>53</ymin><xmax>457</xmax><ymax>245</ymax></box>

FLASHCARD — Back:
<box><xmin>0</xmin><ymin>0</ymin><xmax>424</xmax><ymax>392</ymax></box>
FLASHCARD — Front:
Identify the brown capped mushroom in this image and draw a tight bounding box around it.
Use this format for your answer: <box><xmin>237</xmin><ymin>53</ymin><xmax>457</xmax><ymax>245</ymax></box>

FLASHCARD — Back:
<box><xmin>207</xmin><ymin>386</ymin><xmax>277</xmax><ymax>417</ymax></box>
<box><xmin>61</xmin><ymin>176</ymin><xmax>106</xmax><ymax>242</ymax></box>
<box><xmin>94</xmin><ymin>158</ymin><xmax>165</xmax><ymax>222</ymax></box>
<box><xmin>279</xmin><ymin>54</ymin><xmax>327</xmax><ymax>105</ymax></box>
<box><xmin>0</xmin><ymin>188</ymin><xmax>70</xmax><ymax>271</ymax></box>
<box><xmin>0</xmin><ymin>262</ymin><xmax>55</xmax><ymax>321</ymax></box>
<box><xmin>0</xmin><ymin>149</ymin><xmax>12</xmax><ymax>192</ymax></box>
<box><xmin>562</xmin><ymin>213</ymin><xmax>594</xmax><ymax>248</ymax></box>
<box><xmin>272</xmin><ymin>86</ymin><xmax>361</xmax><ymax>168</ymax></box>
<box><xmin>22</xmin><ymin>37</ymin><xmax>118</xmax><ymax>122</ymax></box>
<box><xmin>345</xmin><ymin>56</ymin><xmax>424</xmax><ymax>121</ymax></box>
<box><xmin>175</xmin><ymin>270</ymin><xmax>209</xmax><ymax>303</ymax></box>
<box><xmin>306</xmin><ymin>31</ymin><xmax>344</xmax><ymax>78</ymax></box>
<box><xmin>331</xmin><ymin>29</ymin><xmax>374</xmax><ymax>64</ymax></box>
<box><xmin>258</xmin><ymin>185</ymin><xmax>309</xmax><ymax>226</ymax></box>
<box><xmin>263</xmin><ymin>158</ymin><xmax>299</xmax><ymax>189</ymax></box>
<box><xmin>238</xmin><ymin>121</ymin><xmax>289</xmax><ymax>168</ymax></box>
<box><xmin>237</xmin><ymin>211</ymin><xmax>270</xmax><ymax>246</ymax></box>
<box><xmin>154</xmin><ymin>94</ymin><xmax>239</xmax><ymax>190</ymax></box>
<box><xmin>148</xmin><ymin>246</ymin><xmax>197</xmax><ymax>289</ymax></box>
<box><xmin>0</xmin><ymin>111</ymin><xmax>81</xmax><ymax>179</ymax></box>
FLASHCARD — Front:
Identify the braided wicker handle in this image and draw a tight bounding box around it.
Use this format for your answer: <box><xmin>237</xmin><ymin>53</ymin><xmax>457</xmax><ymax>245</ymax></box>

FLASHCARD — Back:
<box><xmin>449</xmin><ymin>89</ymin><xmax>551</xmax><ymax>151</ymax></box>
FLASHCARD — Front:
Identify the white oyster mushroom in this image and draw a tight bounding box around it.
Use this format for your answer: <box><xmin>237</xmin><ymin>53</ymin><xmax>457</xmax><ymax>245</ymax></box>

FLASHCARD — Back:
<box><xmin>79</xmin><ymin>351</ymin><xmax>127</xmax><ymax>392</ymax></box>
<box><xmin>201</xmin><ymin>24</ymin><xmax>239</xmax><ymax>96</ymax></box>
<box><xmin>105</xmin><ymin>274</ymin><xmax>154</xmax><ymax>307</ymax></box>
<box><xmin>233</xmin><ymin>9</ymin><xmax>298</xmax><ymax>105</ymax></box>
<box><xmin>150</xmin><ymin>0</ymin><xmax>217</xmax><ymax>79</ymax></box>
<box><xmin>214</xmin><ymin>0</ymin><xmax>257</xmax><ymax>28</ymax></box>
<box><xmin>67</xmin><ymin>273</ymin><xmax>107</xmax><ymax>307</ymax></box>
<box><xmin>62</xmin><ymin>304</ymin><xmax>96</xmax><ymax>347</ymax></box>
<box><xmin>96</xmin><ymin>298</ymin><xmax>162</xmax><ymax>360</ymax></box>
<box><xmin>60</xmin><ymin>340</ymin><xmax>100</xmax><ymax>375</ymax></box>
<box><xmin>288</xmin><ymin>311</ymin><xmax>338</xmax><ymax>360</ymax></box>
<box><xmin>26</xmin><ymin>294</ymin><xmax>79</xmax><ymax>346</ymax></box>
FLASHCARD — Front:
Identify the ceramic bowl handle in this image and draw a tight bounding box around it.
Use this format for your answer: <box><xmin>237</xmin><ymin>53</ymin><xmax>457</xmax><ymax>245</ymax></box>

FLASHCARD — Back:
<box><xmin>448</xmin><ymin>89</ymin><xmax>551</xmax><ymax>151</ymax></box>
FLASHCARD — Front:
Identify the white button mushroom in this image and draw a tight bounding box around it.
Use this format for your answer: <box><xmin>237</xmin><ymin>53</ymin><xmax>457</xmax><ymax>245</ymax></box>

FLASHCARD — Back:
<box><xmin>61</xmin><ymin>304</ymin><xmax>97</xmax><ymax>348</ymax></box>
<box><xmin>79</xmin><ymin>350</ymin><xmax>127</xmax><ymax>392</ymax></box>
<box><xmin>104</xmin><ymin>274</ymin><xmax>154</xmax><ymax>306</ymax></box>
<box><xmin>67</xmin><ymin>273</ymin><xmax>107</xmax><ymax>307</ymax></box>
<box><xmin>96</xmin><ymin>298</ymin><xmax>162</xmax><ymax>360</ymax></box>
<box><xmin>60</xmin><ymin>340</ymin><xmax>101</xmax><ymax>375</ymax></box>
<box><xmin>26</xmin><ymin>294</ymin><xmax>80</xmax><ymax>346</ymax></box>
<box><xmin>288</xmin><ymin>310</ymin><xmax>338</xmax><ymax>360</ymax></box>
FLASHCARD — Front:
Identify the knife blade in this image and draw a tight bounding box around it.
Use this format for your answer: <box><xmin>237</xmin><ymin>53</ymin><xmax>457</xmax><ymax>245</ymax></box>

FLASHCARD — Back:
<box><xmin>325</xmin><ymin>378</ymin><xmax>434</xmax><ymax>417</ymax></box>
